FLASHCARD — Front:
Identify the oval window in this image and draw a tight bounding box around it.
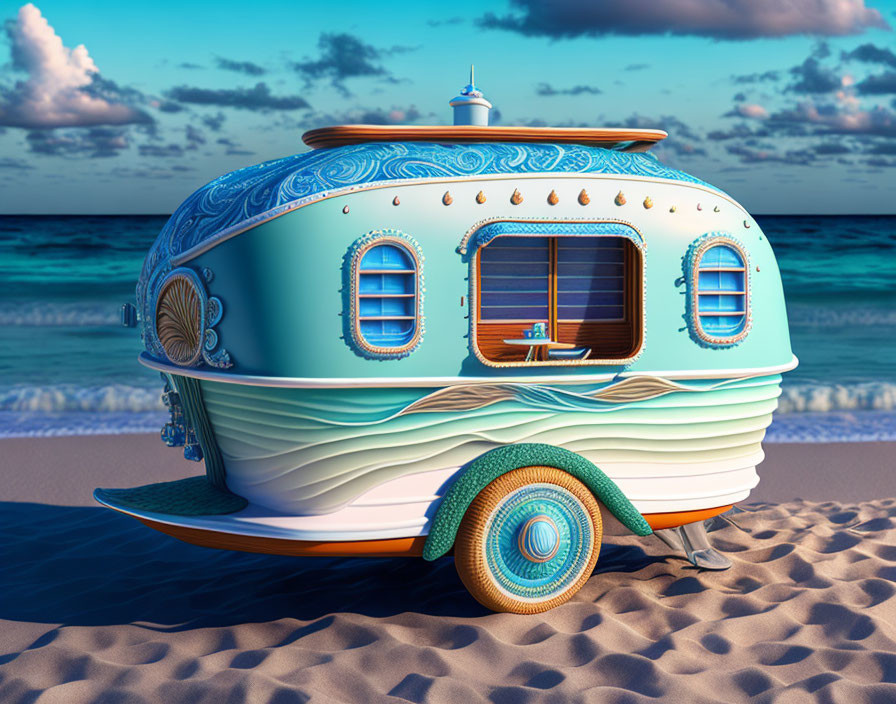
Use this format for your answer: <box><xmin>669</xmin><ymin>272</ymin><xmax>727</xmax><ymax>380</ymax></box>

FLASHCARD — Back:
<box><xmin>347</xmin><ymin>231</ymin><xmax>424</xmax><ymax>359</ymax></box>
<box><xmin>690</xmin><ymin>237</ymin><xmax>749</xmax><ymax>345</ymax></box>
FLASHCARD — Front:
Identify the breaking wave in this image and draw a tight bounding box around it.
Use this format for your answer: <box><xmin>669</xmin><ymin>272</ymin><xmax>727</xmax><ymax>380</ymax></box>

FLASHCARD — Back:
<box><xmin>0</xmin><ymin>385</ymin><xmax>164</xmax><ymax>413</ymax></box>
<box><xmin>787</xmin><ymin>306</ymin><xmax>896</xmax><ymax>327</ymax></box>
<box><xmin>777</xmin><ymin>382</ymin><xmax>896</xmax><ymax>413</ymax></box>
<box><xmin>0</xmin><ymin>302</ymin><xmax>122</xmax><ymax>326</ymax></box>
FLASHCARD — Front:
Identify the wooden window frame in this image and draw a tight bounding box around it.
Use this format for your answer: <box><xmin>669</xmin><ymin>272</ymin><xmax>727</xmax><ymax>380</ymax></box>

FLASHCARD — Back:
<box><xmin>471</xmin><ymin>232</ymin><xmax>645</xmax><ymax>368</ymax></box>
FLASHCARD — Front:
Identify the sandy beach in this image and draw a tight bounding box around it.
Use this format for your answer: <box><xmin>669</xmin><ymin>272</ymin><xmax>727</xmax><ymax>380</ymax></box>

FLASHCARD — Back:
<box><xmin>1</xmin><ymin>434</ymin><xmax>894</xmax><ymax>703</ymax></box>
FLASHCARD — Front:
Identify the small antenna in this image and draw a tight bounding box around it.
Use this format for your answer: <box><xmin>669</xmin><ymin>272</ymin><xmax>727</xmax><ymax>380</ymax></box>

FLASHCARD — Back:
<box><xmin>470</xmin><ymin>64</ymin><xmax>475</xmax><ymax>87</ymax></box>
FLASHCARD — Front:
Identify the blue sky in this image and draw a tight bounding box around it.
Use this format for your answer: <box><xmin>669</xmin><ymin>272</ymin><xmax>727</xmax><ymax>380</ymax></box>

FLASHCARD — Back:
<box><xmin>1</xmin><ymin>0</ymin><xmax>894</xmax><ymax>214</ymax></box>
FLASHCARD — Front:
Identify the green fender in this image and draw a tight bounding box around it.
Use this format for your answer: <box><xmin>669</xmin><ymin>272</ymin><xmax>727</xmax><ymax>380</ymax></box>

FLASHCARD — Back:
<box><xmin>422</xmin><ymin>443</ymin><xmax>653</xmax><ymax>561</ymax></box>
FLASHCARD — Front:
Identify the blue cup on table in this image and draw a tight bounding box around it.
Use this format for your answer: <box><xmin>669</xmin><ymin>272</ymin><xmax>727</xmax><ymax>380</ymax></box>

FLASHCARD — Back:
<box><xmin>523</xmin><ymin>329</ymin><xmax>533</xmax><ymax>339</ymax></box>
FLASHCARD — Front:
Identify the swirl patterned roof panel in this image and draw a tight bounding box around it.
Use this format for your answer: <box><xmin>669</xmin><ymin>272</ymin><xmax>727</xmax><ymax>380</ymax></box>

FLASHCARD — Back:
<box><xmin>137</xmin><ymin>141</ymin><xmax>722</xmax><ymax>354</ymax></box>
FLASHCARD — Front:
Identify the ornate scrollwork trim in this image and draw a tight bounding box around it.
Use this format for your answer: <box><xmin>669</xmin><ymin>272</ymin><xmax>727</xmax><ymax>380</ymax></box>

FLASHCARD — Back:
<box><xmin>153</xmin><ymin>267</ymin><xmax>232</xmax><ymax>368</ymax></box>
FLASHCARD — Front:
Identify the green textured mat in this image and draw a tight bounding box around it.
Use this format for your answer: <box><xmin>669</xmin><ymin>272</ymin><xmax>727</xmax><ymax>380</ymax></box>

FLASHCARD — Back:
<box><xmin>423</xmin><ymin>443</ymin><xmax>652</xmax><ymax>561</ymax></box>
<box><xmin>94</xmin><ymin>476</ymin><xmax>248</xmax><ymax>517</ymax></box>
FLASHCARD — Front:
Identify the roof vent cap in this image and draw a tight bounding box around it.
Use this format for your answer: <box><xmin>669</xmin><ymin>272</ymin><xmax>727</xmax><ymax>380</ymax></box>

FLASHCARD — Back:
<box><xmin>449</xmin><ymin>65</ymin><xmax>492</xmax><ymax>126</ymax></box>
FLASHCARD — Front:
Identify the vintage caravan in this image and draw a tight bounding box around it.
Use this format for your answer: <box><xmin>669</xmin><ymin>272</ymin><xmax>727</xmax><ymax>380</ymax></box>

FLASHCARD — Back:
<box><xmin>98</xmin><ymin>77</ymin><xmax>797</xmax><ymax>613</ymax></box>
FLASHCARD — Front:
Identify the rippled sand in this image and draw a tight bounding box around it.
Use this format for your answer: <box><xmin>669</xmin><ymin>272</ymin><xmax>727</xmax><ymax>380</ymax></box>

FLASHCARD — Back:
<box><xmin>2</xmin><ymin>435</ymin><xmax>895</xmax><ymax>702</ymax></box>
<box><xmin>1</xmin><ymin>493</ymin><xmax>894</xmax><ymax>703</ymax></box>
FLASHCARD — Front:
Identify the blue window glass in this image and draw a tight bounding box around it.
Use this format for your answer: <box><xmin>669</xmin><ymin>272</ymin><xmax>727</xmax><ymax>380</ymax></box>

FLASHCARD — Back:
<box><xmin>480</xmin><ymin>236</ymin><xmax>550</xmax><ymax>320</ymax></box>
<box><xmin>696</xmin><ymin>243</ymin><xmax>747</xmax><ymax>338</ymax></box>
<box><xmin>357</xmin><ymin>243</ymin><xmax>417</xmax><ymax>348</ymax></box>
<box><xmin>479</xmin><ymin>235</ymin><xmax>626</xmax><ymax>321</ymax></box>
<box><xmin>556</xmin><ymin>237</ymin><xmax>625</xmax><ymax>321</ymax></box>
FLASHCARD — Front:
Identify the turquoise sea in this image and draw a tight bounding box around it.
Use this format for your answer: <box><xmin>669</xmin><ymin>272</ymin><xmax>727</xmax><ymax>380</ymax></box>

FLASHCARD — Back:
<box><xmin>1</xmin><ymin>214</ymin><xmax>894</xmax><ymax>441</ymax></box>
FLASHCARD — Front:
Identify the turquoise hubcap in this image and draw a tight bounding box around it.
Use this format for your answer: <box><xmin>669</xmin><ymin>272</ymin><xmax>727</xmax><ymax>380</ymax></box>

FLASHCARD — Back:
<box><xmin>518</xmin><ymin>516</ymin><xmax>560</xmax><ymax>562</ymax></box>
<box><xmin>485</xmin><ymin>483</ymin><xmax>593</xmax><ymax>601</ymax></box>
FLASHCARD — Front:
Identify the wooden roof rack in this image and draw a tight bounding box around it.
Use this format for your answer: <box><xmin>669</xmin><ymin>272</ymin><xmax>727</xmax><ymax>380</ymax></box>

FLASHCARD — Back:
<box><xmin>302</xmin><ymin>125</ymin><xmax>668</xmax><ymax>152</ymax></box>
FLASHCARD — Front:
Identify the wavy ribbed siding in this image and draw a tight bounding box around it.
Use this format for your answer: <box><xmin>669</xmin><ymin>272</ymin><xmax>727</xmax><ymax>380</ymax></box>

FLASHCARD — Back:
<box><xmin>200</xmin><ymin>374</ymin><xmax>782</xmax><ymax>516</ymax></box>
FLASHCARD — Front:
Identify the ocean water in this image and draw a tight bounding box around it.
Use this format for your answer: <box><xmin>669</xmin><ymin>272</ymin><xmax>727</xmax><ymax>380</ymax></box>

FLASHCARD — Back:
<box><xmin>1</xmin><ymin>214</ymin><xmax>894</xmax><ymax>442</ymax></box>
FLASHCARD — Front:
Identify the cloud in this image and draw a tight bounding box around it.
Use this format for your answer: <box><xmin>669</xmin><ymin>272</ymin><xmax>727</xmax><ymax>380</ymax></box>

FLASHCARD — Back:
<box><xmin>856</xmin><ymin>71</ymin><xmax>896</xmax><ymax>94</ymax></box>
<box><xmin>624</xmin><ymin>64</ymin><xmax>649</xmax><ymax>71</ymax></box>
<box><xmin>185</xmin><ymin>124</ymin><xmax>205</xmax><ymax>149</ymax></box>
<box><xmin>0</xmin><ymin>157</ymin><xmax>33</xmax><ymax>169</ymax></box>
<box><xmin>723</xmin><ymin>89</ymin><xmax>896</xmax><ymax>138</ymax></box>
<box><xmin>0</xmin><ymin>4</ymin><xmax>151</xmax><ymax>128</ymax></box>
<box><xmin>732</xmin><ymin>69</ymin><xmax>781</xmax><ymax>84</ymax></box>
<box><xmin>787</xmin><ymin>49</ymin><xmax>842</xmax><ymax>93</ymax></box>
<box><xmin>108</xmin><ymin>164</ymin><xmax>194</xmax><ymax>180</ymax></box>
<box><xmin>772</xmin><ymin>100</ymin><xmax>896</xmax><ymax>137</ymax></box>
<box><xmin>726</xmin><ymin>144</ymin><xmax>816</xmax><ymax>165</ymax></box>
<box><xmin>215</xmin><ymin>57</ymin><xmax>266</xmax><ymax>76</ymax></box>
<box><xmin>177</xmin><ymin>62</ymin><xmax>204</xmax><ymax>70</ymax></box>
<box><xmin>813</xmin><ymin>142</ymin><xmax>851</xmax><ymax>154</ymax></box>
<box><xmin>164</xmin><ymin>82</ymin><xmax>309</xmax><ymax>110</ymax></box>
<box><xmin>216</xmin><ymin>137</ymin><xmax>254</xmax><ymax>156</ymax></box>
<box><xmin>427</xmin><ymin>17</ymin><xmax>464</xmax><ymax>27</ymax></box>
<box><xmin>842</xmin><ymin>43</ymin><xmax>896</xmax><ymax>67</ymax></box>
<box><xmin>478</xmin><ymin>0</ymin><xmax>888</xmax><ymax>40</ymax></box>
<box><xmin>292</xmin><ymin>33</ymin><xmax>412</xmax><ymax>94</ymax></box>
<box><xmin>725</xmin><ymin>103</ymin><xmax>769</xmax><ymax>119</ymax></box>
<box><xmin>25</xmin><ymin>126</ymin><xmax>129</xmax><ymax>157</ymax></box>
<box><xmin>302</xmin><ymin>104</ymin><xmax>423</xmax><ymax>128</ymax></box>
<box><xmin>154</xmin><ymin>100</ymin><xmax>185</xmax><ymax>113</ymax></box>
<box><xmin>535</xmin><ymin>83</ymin><xmax>602</xmax><ymax>96</ymax></box>
<box><xmin>138</xmin><ymin>143</ymin><xmax>184</xmax><ymax>158</ymax></box>
<box><xmin>200</xmin><ymin>111</ymin><xmax>226</xmax><ymax>131</ymax></box>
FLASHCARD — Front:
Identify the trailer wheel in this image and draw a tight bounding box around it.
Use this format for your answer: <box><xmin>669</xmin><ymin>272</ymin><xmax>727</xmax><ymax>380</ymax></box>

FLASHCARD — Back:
<box><xmin>454</xmin><ymin>466</ymin><xmax>602</xmax><ymax>614</ymax></box>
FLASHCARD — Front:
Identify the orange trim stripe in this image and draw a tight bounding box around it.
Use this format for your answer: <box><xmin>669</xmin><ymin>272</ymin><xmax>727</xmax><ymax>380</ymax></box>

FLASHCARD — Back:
<box><xmin>641</xmin><ymin>505</ymin><xmax>733</xmax><ymax>531</ymax></box>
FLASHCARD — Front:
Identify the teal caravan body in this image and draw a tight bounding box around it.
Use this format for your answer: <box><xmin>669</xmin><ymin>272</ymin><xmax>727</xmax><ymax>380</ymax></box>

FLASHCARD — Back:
<box><xmin>97</xmin><ymin>94</ymin><xmax>796</xmax><ymax>612</ymax></box>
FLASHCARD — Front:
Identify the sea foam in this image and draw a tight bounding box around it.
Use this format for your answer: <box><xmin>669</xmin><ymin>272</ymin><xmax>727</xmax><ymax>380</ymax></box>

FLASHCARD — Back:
<box><xmin>0</xmin><ymin>302</ymin><xmax>121</xmax><ymax>326</ymax></box>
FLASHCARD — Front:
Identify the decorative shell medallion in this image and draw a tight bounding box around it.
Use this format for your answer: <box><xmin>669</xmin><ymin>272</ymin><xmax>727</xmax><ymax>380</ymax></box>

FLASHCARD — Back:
<box><xmin>442</xmin><ymin>191</ymin><xmax>453</xmax><ymax>206</ymax></box>
<box><xmin>547</xmin><ymin>190</ymin><xmax>559</xmax><ymax>205</ymax></box>
<box><xmin>614</xmin><ymin>191</ymin><xmax>626</xmax><ymax>206</ymax></box>
<box><xmin>510</xmin><ymin>188</ymin><xmax>523</xmax><ymax>205</ymax></box>
<box><xmin>156</xmin><ymin>275</ymin><xmax>202</xmax><ymax>366</ymax></box>
<box><xmin>643</xmin><ymin>196</ymin><xmax>653</xmax><ymax>209</ymax></box>
<box><xmin>476</xmin><ymin>190</ymin><xmax>486</xmax><ymax>204</ymax></box>
<box><xmin>578</xmin><ymin>189</ymin><xmax>590</xmax><ymax>205</ymax></box>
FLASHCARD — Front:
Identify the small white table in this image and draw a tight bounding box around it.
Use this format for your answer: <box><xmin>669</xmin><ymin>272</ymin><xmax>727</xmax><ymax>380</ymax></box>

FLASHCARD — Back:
<box><xmin>503</xmin><ymin>338</ymin><xmax>576</xmax><ymax>362</ymax></box>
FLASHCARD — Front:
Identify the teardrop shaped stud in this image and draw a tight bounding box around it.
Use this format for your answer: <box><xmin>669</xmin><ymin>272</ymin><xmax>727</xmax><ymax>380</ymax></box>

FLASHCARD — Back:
<box><xmin>713</xmin><ymin>205</ymin><xmax>720</xmax><ymax>212</ymax></box>
<box><xmin>744</xmin><ymin>220</ymin><xmax>751</xmax><ymax>228</ymax></box>
<box><xmin>643</xmin><ymin>196</ymin><xmax>653</xmax><ymax>209</ymax></box>
<box><xmin>578</xmin><ymin>189</ymin><xmax>590</xmax><ymax>205</ymax></box>
<box><xmin>476</xmin><ymin>190</ymin><xmax>486</xmax><ymax>204</ymax></box>
<box><xmin>547</xmin><ymin>190</ymin><xmax>559</xmax><ymax>205</ymax></box>
<box><xmin>669</xmin><ymin>205</ymin><xmax>677</xmax><ymax>213</ymax></box>
<box><xmin>696</xmin><ymin>203</ymin><xmax>702</xmax><ymax>211</ymax></box>
<box><xmin>442</xmin><ymin>191</ymin><xmax>453</xmax><ymax>206</ymax></box>
<box><xmin>342</xmin><ymin>205</ymin><xmax>350</xmax><ymax>214</ymax></box>
<box><xmin>392</xmin><ymin>196</ymin><xmax>400</xmax><ymax>206</ymax></box>
<box><xmin>614</xmin><ymin>191</ymin><xmax>626</xmax><ymax>206</ymax></box>
<box><xmin>510</xmin><ymin>188</ymin><xmax>523</xmax><ymax>205</ymax></box>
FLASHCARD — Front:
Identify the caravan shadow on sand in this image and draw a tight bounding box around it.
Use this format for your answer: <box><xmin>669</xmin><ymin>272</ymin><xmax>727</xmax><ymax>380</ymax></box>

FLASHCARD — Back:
<box><xmin>0</xmin><ymin>502</ymin><xmax>662</xmax><ymax>628</ymax></box>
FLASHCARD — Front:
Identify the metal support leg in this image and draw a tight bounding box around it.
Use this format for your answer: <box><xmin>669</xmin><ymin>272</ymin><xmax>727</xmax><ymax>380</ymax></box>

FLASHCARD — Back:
<box><xmin>654</xmin><ymin>520</ymin><xmax>732</xmax><ymax>570</ymax></box>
